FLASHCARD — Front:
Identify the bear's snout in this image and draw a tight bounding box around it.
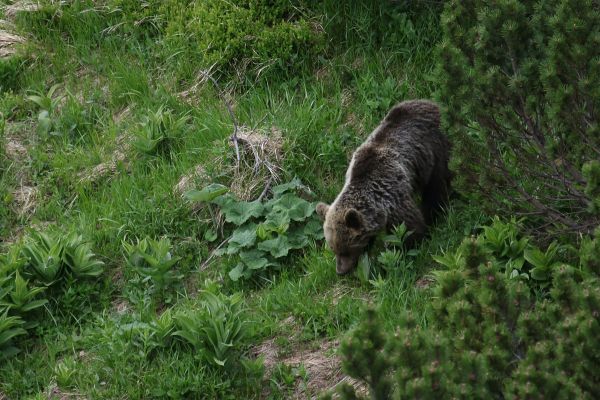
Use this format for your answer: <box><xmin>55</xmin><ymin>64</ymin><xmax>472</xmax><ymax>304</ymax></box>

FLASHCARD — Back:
<box><xmin>336</xmin><ymin>253</ymin><xmax>360</xmax><ymax>275</ymax></box>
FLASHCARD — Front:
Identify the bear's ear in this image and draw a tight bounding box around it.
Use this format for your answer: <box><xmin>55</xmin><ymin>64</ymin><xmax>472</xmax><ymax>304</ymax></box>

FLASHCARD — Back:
<box><xmin>316</xmin><ymin>202</ymin><xmax>330</xmax><ymax>220</ymax></box>
<box><xmin>344</xmin><ymin>208</ymin><xmax>363</xmax><ymax>230</ymax></box>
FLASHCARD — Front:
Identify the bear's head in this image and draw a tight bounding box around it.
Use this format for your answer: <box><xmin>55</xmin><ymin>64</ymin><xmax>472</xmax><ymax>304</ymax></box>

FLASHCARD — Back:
<box><xmin>316</xmin><ymin>202</ymin><xmax>381</xmax><ymax>275</ymax></box>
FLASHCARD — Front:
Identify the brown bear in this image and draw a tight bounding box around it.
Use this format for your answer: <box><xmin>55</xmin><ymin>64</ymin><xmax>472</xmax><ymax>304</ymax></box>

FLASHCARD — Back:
<box><xmin>316</xmin><ymin>99</ymin><xmax>451</xmax><ymax>275</ymax></box>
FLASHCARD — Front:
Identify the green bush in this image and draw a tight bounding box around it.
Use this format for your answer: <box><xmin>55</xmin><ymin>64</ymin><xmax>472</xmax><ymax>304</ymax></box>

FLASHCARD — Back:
<box><xmin>319</xmin><ymin>0</ymin><xmax>442</xmax><ymax>49</ymax></box>
<box><xmin>329</xmin><ymin>227</ymin><xmax>600</xmax><ymax>399</ymax></box>
<box><xmin>436</xmin><ymin>0</ymin><xmax>600</xmax><ymax>237</ymax></box>
<box><xmin>163</xmin><ymin>0</ymin><xmax>323</xmax><ymax>81</ymax></box>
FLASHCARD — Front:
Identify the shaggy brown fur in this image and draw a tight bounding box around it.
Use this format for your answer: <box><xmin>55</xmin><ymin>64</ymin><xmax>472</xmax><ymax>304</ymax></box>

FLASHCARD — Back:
<box><xmin>317</xmin><ymin>100</ymin><xmax>451</xmax><ymax>274</ymax></box>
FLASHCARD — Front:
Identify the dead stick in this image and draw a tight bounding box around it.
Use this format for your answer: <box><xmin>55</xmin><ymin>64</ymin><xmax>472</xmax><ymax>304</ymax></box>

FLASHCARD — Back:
<box><xmin>200</xmin><ymin>238</ymin><xmax>229</xmax><ymax>271</ymax></box>
<box><xmin>257</xmin><ymin>176</ymin><xmax>273</xmax><ymax>202</ymax></box>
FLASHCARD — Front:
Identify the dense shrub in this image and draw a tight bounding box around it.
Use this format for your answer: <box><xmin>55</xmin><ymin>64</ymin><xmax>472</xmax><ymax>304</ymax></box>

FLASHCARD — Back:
<box><xmin>436</xmin><ymin>0</ymin><xmax>600</xmax><ymax>237</ymax></box>
<box><xmin>162</xmin><ymin>0</ymin><xmax>323</xmax><ymax>81</ymax></box>
<box><xmin>328</xmin><ymin>226</ymin><xmax>600</xmax><ymax>399</ymax></box>
<box><xmin>319</xmin><ymin>0</ymin><xmax>442</xmax><ymax>49</ymax></box>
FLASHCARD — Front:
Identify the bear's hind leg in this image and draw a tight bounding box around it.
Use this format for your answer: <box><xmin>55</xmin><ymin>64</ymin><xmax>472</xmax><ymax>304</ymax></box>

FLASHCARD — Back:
<box><xmin>422</xmin><ymin>162</ymin><xmax>451</xmax><ymax>225</ymax></box>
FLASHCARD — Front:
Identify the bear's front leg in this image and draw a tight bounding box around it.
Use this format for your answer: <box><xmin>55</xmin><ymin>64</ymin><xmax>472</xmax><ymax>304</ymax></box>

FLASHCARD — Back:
<box><xmin>388</xmin><ymin>197</ymin><xmax>426</xmax><ymax>248</ymax></box>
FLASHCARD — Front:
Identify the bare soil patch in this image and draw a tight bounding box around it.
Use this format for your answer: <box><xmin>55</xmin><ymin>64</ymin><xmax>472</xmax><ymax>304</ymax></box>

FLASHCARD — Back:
<box><xmin>252</xmin><ymin>336</ymin><xmax>367</xmax><ymax>399</ymax></box>
<box><xmin>0</xmin><ymin>29</ymin><xmax>24</xmax><ymax>58</ymax></box>
<box><xmin>4</xmin><ymin>1</ymin><xmax>41</xmax><ymax>20</ymax></box>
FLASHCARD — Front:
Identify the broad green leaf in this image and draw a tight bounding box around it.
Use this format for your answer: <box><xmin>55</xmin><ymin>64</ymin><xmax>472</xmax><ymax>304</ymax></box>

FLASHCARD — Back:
<box><xmin>227</xmin><ymin>223</ymin><xmax>257</xmax><ymax>254</ymax></box>
<box><xmin>228</xmin><ymin>264</ymin><xmax>245</xmax><ymax>281</ymax></box>
<box><xmin>47</xmin><ymin>84</ymin><xmax>61</xmax><ymax>99</ymax></box>
<box><xmin>27</xmin><ymin>95</ymin><xmax>49</xmax><ymax>110</ymax></box>
<box><xmin>256</xmin><ymin>223</ymin><xmax>275</xmax><ymax>241</ymax></box>
<box><xmin>257</xmin><ymin>235</ymin><xmax>290</xmax><ymax>258</ymax></box>
<box><xmin>184</xmin><ymin>184</ymin><xmax>229</xmax><ymax>203</ymax></box>
<box><xmin>21</xmin><ymin>299</ymin><xmax>48</xmax><ymax>312</ymax></box>
<box><xmin>271</xmin><ymin>177</ymin><xmax>304</xmax><ymax>197</ymax></box>
<box><xmin>222</xmin><ymin>200</ymin><xmax>264</xmax><ymax>225</ymax></box>
<box><xmin>204</xmin><ymin>229</ymin><xmax>218</xmax><ymax>242</ymax></box>
<box><xmin>287</xmin><ymin>227</ymin><xmax>309</xmax><ymax>250</ymax></box>
<box><xmin>303</xmin><ymin>218</ymin><xmax>324</xmax><ymax>240</ymax></box>
<box><xmin>263</xmin><ymin>208</ymin><xmax>290</xmax><ymax>234</ymax></box>
<box><xmin>132</xmin><ymin>135</ymin><xmax>162</xmax><ymax>153</ymax></box>
<box><xmin>37</xmin><ymin>111</ymin><xmax>52</xmax><ymax>134</ymax></box>
<box><xmin>530</xmin><ymin>266</ymin><xmax>550</xmax><ymax>281</ymax></box>
<box><xmin>213</xmin><ymin>357</ymin><xmax>226</xmax><ymax>366</ymax></box>
<box><xmin>270</xmin><ymin>194</ymin><xmax>314</xmax><ymax>221</ymax></box>
<box><xmin>432</xmin><ymin>251</ymin><xmax>463</xmax><ymax>270</ymax></box>
<box><xmin>239</xmin><ymin>249</ymin><xmax>269</xmax><ymax>270</ymax></box>
<box><xmin>212</xmin><ymin>194</ymin><xmax>236</xmax><ymax>208</ymax></box>
<box><xmin>524</xmin><ymin>247</ymin><xmax>546</xmax><ymax>269</ymax></box>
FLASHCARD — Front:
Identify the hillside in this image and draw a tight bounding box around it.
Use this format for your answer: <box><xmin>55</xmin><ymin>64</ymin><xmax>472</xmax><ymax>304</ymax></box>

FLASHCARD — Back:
<box><xmin>1</xmin><ymin>1</ymin><xmax>599</xmax><ymax>399</ymax></box>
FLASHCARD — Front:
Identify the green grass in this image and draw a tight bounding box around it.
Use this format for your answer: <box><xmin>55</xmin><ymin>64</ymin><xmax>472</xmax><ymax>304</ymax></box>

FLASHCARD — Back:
<box><xmin>0</xmin><ymin>1</ymin><xmax>486</xmax><ymax>398</ymax></box>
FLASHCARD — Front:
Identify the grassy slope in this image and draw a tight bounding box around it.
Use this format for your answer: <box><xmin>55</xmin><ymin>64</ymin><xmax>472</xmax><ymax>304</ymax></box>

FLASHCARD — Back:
<box><xmin>0</xmin><ymin>2</ymin><xmax>485</xmax><ymax>399</ymax></box>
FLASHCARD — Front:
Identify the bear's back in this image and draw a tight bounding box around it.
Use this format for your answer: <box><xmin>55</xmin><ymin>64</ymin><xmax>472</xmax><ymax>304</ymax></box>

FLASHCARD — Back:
<box><xmin>370</xmin><ymin>100</ymin><xmax>441</xmax><ymax>146</ymax></box>
<box><xmin>348</xmin><ymin>100</ymin><xmax>448</xmax><ymax>190</ymax></box>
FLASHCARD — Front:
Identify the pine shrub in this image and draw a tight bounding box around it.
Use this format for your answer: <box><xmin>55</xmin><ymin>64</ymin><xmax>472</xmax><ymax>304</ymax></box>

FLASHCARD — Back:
<box><xmin>329</xmin><ymin>228</ymin><xmax>600</xmax><ymax>399</ymax></box>
<box><xmin>436</xmin><ymin>0</ymin><xmax>600</xmax><ymax>237</ymax></box>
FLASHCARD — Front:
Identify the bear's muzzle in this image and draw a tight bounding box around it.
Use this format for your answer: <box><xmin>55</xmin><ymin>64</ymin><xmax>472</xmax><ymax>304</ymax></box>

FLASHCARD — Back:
<box><xmin>336</xmin><ymin>253</ymin><xmax>360</xmax><ymax>275</ymax></box>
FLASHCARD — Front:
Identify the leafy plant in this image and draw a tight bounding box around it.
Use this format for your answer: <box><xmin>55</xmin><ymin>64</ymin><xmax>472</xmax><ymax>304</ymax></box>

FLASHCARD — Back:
<box><xmin>269</xmin><ymin>362</ymin><xmax>307</xmax><ymax>398</ymax></box>
<box><xmin>132</xmin><ymin>107</ymin><xmax>188</xmax><ymax>156</ymax></box>
<box><xmin>0</xmin><ymin>246</ymin><xmax>26</xmax><ymax>279</ymax></box>
<box><xmin>1</xmin><ymin>271</ymin><xmax>47</xmax><ymax>318</ymax></box>
<box><xmin>54</xmin><ymin>357</ymin><xmax>77</xmax><ymax>388</ymax></box>
<box><xmin>123</xmin><ymin>237</ymin><xmax>183</xmax><ymax>290</ymax></box>
<box><xmin>21</xmin><ymin>231</ymin><xmax>65</xmax><ymax>285</ymax></box>
<box><xmin>26</xmin><ymin>84</ymin><xmax>63</xmax><ymax>137</ymax></box>
<box><xmin>21</xmin><ymin>231</ymin><xmax>105</xmax><ymax>285</ymax></box>
<box><xmin>174</xmin><ymin>291</ymin><xmax>248</xmax><ymax>367</ymax></box>
<box><xmin>186</xmin><ymin>178</ymin><xmax>324</xmax><ymax>281</ymax></box>
<box><xmin>433</xmin><ymin>217</ymin><xmax>565</xmax><ymax>288</ymax></box>
<box><xmin>114</xmin><ymin>309</ymin><xmax>176</xmax><ymax>357</ymax></box>
<box><xmin>148</xmin><ymin>308</ymin><xmax>175</xmax><ymax>350</ymax></box>
<box><xmin>524</xmin><ymin>241</ymin><xmax>564</xmax><ymax>283</ymax></box>
<box><xmin>0</xmin><ymin>231</ymin><xmax>105</xmax><ymax>360</ymax></box>
<box><xmin>356</xmin><ymin>223</ymin><xmax>417</xmax><ymax>283</ymax></box>
<box><xmin>0</xmin><ymin>309</ymin><xmax>26</xmax><ymax>361</ymax></box>
<box><xmin>62</xmin><ymin>235</ymin><xmax>105</xmax><ymax>278</ymax></box>
<box><xmin>185</xmin><ymin>183</ymin><xmax>229</xmax><ymax>242</ymax></box>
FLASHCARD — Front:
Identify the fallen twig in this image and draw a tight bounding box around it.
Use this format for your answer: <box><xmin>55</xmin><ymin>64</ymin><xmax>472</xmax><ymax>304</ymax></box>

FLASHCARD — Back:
<box><xmin>257</xmin><ymin>176</ymin><xmax>273</xmax><ymax>202</ymax></box>
<box><xmin>200</xmin><ymin>237</ymin><xmax>229</xmax><ymax>271</ymax></box>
